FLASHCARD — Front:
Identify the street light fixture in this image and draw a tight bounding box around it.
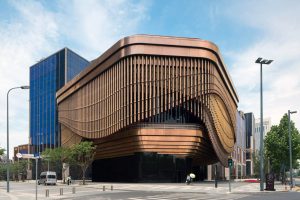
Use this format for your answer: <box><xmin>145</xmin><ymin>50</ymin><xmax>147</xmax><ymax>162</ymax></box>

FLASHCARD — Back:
<box><xmin>7</xmin><ymin>85</ymin><xmax>30</xmax><ymax>193</ymax></box>
<box><xmin>255</xmin><ymin>57</ymin><xmax>273</xmax><ymax>191</ymax></box>
<box><xmin>20</xmin><ymin>86</ymin><xmax>30</xmax><ymax>89</ymax></box>
<box><xmin>288</xmin><ymin>110</ymin><xmax>297</xmax><ymax>188</ymax></box>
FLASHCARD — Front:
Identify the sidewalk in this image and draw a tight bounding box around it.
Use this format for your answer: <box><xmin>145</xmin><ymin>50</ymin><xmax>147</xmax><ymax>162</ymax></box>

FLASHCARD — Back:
<box><xmin>77</xmin><ymin>181</ymin><xmax>289</xmax><ymax>194</ymax></box>
<box><xmin>0</xmin><ymin>180</ymin><xmax>296</xmax><ymax>200</ymax></box>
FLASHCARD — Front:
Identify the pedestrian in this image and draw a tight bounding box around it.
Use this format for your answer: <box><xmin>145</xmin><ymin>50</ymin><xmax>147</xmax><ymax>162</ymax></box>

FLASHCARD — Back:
<box><xmin>186</xmin><ymin>175</ymin><xmax>191</xmax><ymax>185</ymax></box>
<box><xmin>67</xmin><ymin>176</ymin><xmax>72</xmax><ymax>185</ymax></box>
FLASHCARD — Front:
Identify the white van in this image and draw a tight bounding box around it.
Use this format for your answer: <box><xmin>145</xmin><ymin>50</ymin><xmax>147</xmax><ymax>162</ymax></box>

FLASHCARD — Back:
<box><xmin>38</xmin><ymin>171</ymin><xmax>57</xmax><ymax>185</ymax></box>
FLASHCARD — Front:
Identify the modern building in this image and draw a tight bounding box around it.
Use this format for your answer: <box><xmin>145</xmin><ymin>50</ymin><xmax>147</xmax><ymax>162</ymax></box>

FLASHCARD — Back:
<box><xmin>13</xmin><ymin>144</ymin><xmax>32</xmax><ymax>161</ymax></box>
<box><xmin>232</xmin><ymin>110</ymin><xmax>246</xmax><ymax>178</ymax></box>
<box><xmin>57</xmin><ymin>35</ymin><xmax>239</xmax><ymax>182</ymax></box>
<box><xmin>207</xmin><ymin>110</ymin><xmax>246</xmax><ymax>180</ymax></box>
<box><xmin>30</xmin><ymin>48</ymin><xmax>89</xmax><ymax>155</ymax></box>
<box><xmin>254</xmin><ymin>118</ymin><xmax>271</xmax><ymax>151</ymax></box>
<box><xmin>244</xmin><ymin>112</ymin><xmax>255</xmax><ymax>176</ymax></box>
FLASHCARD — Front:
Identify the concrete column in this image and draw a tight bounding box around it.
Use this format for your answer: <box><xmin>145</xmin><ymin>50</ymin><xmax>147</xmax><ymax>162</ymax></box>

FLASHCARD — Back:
<box><xmin>62</xmin><ymin>163</ymin><xmax>69</xmax><ymax>183</ymax></box>
<box><xmin>27</xmin><ymin>169</ymin><xmax>32</xmax><ymax>180</ymax></box>
<box><xmin>207</xmin><ymin>165</ymin><xmax>212</xmax><ymax>181</ymax></box>
<box><xmin>225</xmin><ymin>167</ymin><xmax>229</xmax><ymax>180</ymax></box>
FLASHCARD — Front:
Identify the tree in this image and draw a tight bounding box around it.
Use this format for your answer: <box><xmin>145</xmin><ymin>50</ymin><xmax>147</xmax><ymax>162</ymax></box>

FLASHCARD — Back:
<box><xmin>252</xmin><ymin>151</ymin><xmax>260</xmax><ymax>177</ymax></box>
<box><xmin>42</xmin><ymin>147</ymin><xmax>74</xmax><ymax>182</ymax></box>
<box><xmin>0</xmin><ymin>148</ymin><xmax>7</xmax><ymax>180</ymax></box>
<box><xmin>71</xmin><ymin>141</ymin><xmax>96</xmax><ymax>185</ymax></box>
<box><xmin>0</xmin><ymin>163</ymin><xmax>6</xmax><ymax>180</ymax></box>
<box><xmin>41</xmin><ymin>141</ymin><xmax>96</xmax><ymax>185</ymax></box>
<box><xmin>265</xmin><ymin>114</ymin><xmax>300</xmax><ymax>176</ymax></box>
<box><xmin>252</xmin><ymin>150</ymin><xmax>269</xmax><ymax>178</ymax></box>
<box><xmin>12</xmin><ymin>160</ymin><xmax>29</xmax><ymax>181</ymax></box>
<box><xmin>42</xmin><ymin>147</ymin><xmax>73</xmax><ymax>164</ymax></box>
<box><xmin>0</xmin><ymin>147</ymin><xmax>4</xmax><ymax>156</ymax></box>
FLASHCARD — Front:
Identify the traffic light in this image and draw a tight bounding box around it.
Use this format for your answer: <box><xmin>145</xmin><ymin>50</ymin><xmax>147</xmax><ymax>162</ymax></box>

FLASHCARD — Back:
<box><xmin>228</xmin><ymin>158</ymin><xmax>233</xmax><ymax>167</ymax></box>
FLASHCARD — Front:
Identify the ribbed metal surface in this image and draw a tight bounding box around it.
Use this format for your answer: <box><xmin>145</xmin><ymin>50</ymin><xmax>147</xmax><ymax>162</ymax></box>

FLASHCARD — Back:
<box><xmin>57</xmin><ymin>35</ymin><xmax>238</xmax><ymax>166</ymax></box>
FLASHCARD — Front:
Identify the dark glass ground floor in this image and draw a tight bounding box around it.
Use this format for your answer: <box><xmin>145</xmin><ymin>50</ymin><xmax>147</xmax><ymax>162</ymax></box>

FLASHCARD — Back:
<box><xmin>92</xmin><ymin>152</ymin><xmax>207</xmax><ymax>182</ymax></box>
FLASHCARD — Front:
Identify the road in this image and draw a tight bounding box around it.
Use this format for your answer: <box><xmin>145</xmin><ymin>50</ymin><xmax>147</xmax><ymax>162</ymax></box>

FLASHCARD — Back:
<box><xmin>61</xmin><ymin>190</ymin><xmax>300</xmax><ymax>200</ymax></box>
<box><xmin>0</xmin><ymin>180</ymin><xmax>299</xmax><ymax>200</ymax></box>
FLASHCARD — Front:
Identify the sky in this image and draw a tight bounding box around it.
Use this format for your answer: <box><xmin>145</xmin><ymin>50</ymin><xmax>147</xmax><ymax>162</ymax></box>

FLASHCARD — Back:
<box><xmin>0</xmin><ymin>0</ymin><xmax>300</xmax><ymax>158</ymax></box>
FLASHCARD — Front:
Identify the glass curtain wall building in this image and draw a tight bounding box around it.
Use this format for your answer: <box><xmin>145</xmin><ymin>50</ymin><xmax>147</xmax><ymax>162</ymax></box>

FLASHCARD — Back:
<box><xmin>244</xmin><ymin>112</ymin><xmax>255</xmax><ymax>176</ymax></box>
<box><xmin>30</xmin><ymin>48</ymin><xmax>89</xmax><ymax>155</ymax></box>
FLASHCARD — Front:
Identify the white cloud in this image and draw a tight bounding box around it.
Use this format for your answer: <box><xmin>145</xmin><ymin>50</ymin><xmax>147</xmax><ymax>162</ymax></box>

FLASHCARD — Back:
<box><xmin>2</xmin><ymin>0</ymin><xmax>299</xmax><ymax>160</ymax></box>
<box><xmin>57</xmin><ymin>0</ymin><xmax>148</xmax><ymax>59</ymax></box>
<box><xmin>225</xmin><ymin>0</ymin><xmax>300</xmax><ymax>130</ymax></box>
<box><xmin>0</xmin><ymin>0</ymin><xmax>59</xmax><ymax>157</ymax></box>
<box><xmin>0</xmin><ymin>0</ymin><xmax>148</xmax><ymax>158</ymax></box>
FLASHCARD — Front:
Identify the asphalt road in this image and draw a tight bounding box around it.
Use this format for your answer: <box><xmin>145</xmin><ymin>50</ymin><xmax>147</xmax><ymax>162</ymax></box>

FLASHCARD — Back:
<box><xmin>60</xmin><ymin>190</ymin><xmax>300</xmax><ymax>200</ymax></box>
<box><xmin>1</xmin><ymin>180</ymin><xmax>300</xmax><ymax>200</ymax></box>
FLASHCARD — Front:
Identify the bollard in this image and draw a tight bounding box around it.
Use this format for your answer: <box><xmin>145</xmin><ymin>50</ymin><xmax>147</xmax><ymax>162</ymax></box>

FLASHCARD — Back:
<box><xmin>60</xmin><ymin>188</ymin><xmax>63</xmax><ymax>195</ymax></box>
<box><xmin>103</xmin><ymin>185</ymin><xmax>105</xmax><ymax>191</ymax></box>
<box><xmin>45</xmin><ymin>189</ymin><xmax>49</xmax><ymax>197</ymax></box>
<box><xmin>72</xmin><ymin>187</ymin><xmax>76</xmax><ymax>194</ymax></box>
<box><xmin>111</xmin><ymin>185</ymin><xmax>113</xmax><ymax>191</ymax></box>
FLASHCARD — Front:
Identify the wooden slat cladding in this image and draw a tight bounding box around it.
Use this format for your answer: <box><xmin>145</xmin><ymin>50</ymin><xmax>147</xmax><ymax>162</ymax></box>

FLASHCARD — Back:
<box><xmin>92</xmin><ymin>124</ymin><xmax>218</xmax><ymax>165</ymax></box>
<box><xmin>58</xmin><ymin>53</ymin><xmax>237</xmax><ymax>166</ymax></box>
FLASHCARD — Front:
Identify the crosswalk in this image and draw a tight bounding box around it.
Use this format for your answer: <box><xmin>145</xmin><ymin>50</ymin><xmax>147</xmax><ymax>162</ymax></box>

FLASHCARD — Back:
<box><xmin>104</xmin><ymin>182</ymin><xmax>286</xmax><ymax>194</ymax></box>
<box><xmin>127</xmin><ymin>192</ymin><xmax>249</xmax><ymax>200</ymax></box>
<box><xmin>114</xmin><ymin>184</ymin><xmax>220</xmax><ymax>192</ymax></box>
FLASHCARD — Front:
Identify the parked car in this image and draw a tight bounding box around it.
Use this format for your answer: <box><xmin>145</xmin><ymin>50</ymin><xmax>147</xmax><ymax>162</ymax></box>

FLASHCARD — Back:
<box><xmin>38</xmin><ymin>171</ymin><xmax>57</xmax><ymax>185</ymax></box>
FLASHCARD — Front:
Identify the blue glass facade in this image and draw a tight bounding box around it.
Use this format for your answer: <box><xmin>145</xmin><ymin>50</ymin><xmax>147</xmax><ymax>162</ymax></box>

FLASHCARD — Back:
<box><xmin>30</xmin><ymin>48</ymin><xmax>89</xmax><ymax>154</ymax></box>
<box><xmin>66</xmin><ymin>49</ymin><xmax>90</xmax><ymax>81</ymax></box>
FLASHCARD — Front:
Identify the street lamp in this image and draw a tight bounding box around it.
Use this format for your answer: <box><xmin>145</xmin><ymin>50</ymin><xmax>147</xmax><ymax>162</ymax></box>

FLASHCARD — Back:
<box><xmin>288</xmin><ymin>110</ymin><xmax>297</xmax><ymax>188</ymax></box>
<box><xmin>255</xmin><ymin>57</ymin><xmax>273</xmax><ymax>191</ymax></box>
<box><xmin>7</xmin><ymin>85</ymin><xmax>30</xmax><ymax>192</ymax></box>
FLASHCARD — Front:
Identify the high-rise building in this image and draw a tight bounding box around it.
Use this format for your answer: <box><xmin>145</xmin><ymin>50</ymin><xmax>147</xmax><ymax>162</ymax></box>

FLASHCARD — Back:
<box><xmin>244</xmin><ymin>112</ymin><xmax>255</xmax><ymax>176</ymax></box>
<box><xmin>232</xmin><ymin>110</ymin><xmax>246</xmax><ymax>178</ymax></box>
<box><xmin>254</xmin><ymin>118</ymin><xmax>271</xmax><ymax>151</ymax></box>
<box><xmin>30</xmin><ymin>48</ymin><xmax>89</xmax><ymax>155</ymax></box>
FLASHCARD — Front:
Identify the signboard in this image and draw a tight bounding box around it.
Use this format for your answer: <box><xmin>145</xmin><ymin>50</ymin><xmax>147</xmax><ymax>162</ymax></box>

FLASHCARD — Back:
<box><xmin>228</xmin><ymin>158</ymin><xmax>233</xmax><ymax>167</ymax></box>
<box><xmin>16</xmin><ymin>153</ymin><xmax>22</xmax><ymax>158</ymax></box>
<box><xmin>34</xmin><ymin>152</ymin><xmax>40</xmax><ymax>157</ymax></box>
<box><xmin>20</xmin><ymin>153</ymin><xmax>35</xmax><ymax>159</ymax></box>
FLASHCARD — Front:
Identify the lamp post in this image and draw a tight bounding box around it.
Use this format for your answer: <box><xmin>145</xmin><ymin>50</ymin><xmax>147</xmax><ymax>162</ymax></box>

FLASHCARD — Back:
<box><xmin>255</xmin><ymin>58</ymin><xmax>273</xmax><ymax>191</ymax></box>
<box><xmin>7</xmin><ymin>85</ymin><xmax>30</xmax><ymax>192</ymax></box>
<box><xmin>288</xmin><ymin>110</ymin><xmax>297</xmax><ymax>188</ymax></box>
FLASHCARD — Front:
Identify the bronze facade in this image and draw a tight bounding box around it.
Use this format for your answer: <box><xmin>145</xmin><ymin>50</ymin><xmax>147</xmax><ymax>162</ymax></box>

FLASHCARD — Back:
<box><xmin>57</xmin><ymin>35</ymin><xmax>238</xmax><ymax>173</ymax></box>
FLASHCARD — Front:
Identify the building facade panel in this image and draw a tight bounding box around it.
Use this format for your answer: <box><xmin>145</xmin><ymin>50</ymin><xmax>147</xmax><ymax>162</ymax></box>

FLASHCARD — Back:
<box><xmin>254</xmin><ymin>118</ymin><xmax>271</xmax><ymax>151</ymax></box>
<box><xmin>57</xmin><ymin>35</ymin><xmax>239</xmax><ymax>181</ymax></box>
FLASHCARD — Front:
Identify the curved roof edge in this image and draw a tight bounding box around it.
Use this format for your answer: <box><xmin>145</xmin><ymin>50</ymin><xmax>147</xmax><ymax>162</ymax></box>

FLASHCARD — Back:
<box><xmin>57</xmin><ymin>34</ymin><xmax>239</xmax><ymax>104</ymax></box>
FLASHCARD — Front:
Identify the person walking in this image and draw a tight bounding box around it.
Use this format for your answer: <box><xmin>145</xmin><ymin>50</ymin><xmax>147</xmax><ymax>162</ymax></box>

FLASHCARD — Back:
<box><xmin>67</xmin><ymin>176</ymin><xmax>72</xmax><ymax>185</ymax></box>
<box><xmin>186</xmin><ymin>175</ymin><xmax>191</xmax><ymax>185</ymax></box>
